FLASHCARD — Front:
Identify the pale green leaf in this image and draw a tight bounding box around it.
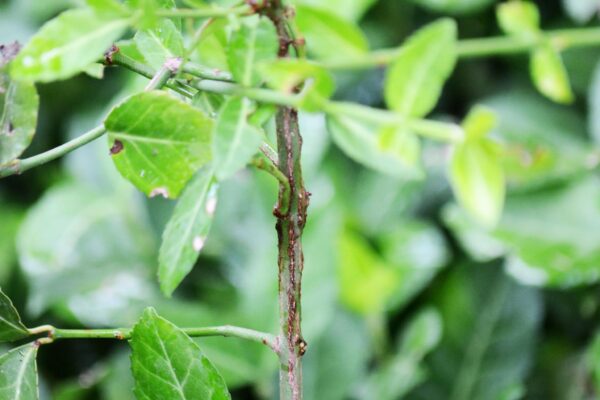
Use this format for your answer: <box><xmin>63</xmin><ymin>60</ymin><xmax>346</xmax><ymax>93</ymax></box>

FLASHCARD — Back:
<box><xmin>227</xmin><ymin>16</ymin><xmax>278</xmax><ymax>87</ymax></box>
<box><xmin>497</xmin><ymin>1</ymin><xmax>540</xmax><ymax>38</ymax></box>
<box><xmin>450</xmin><ymin>139</ymin><xmax>505</xmax><ymax>228</ymax></box>
<box><xmin>10</xmin><ymin>9</ymin><xmax>130</xmax><ymax>82</ymax></box>
<box><xmin>213</xmin><ymin>97</ymin><xmax>263</xmax><ymax>180</ymax></box>
<box><xmin>193</xmin><ymin>18</ymin><xmax>229</xmax><ymax>71</ymax></box>
<box><xmin>0</xmin><ymin>289</ymin><xmax>29</xmax><ymax>342</ymax></box>
<box><xmin>0</xmin><ymin>343</ymin><xmax>39</xmax><ymax>400</ymax></box>
<box><xmin>159</xmin><ymin>166</ymin><xmax>218</xmax><ymax>296</ymax></box>
<box><xmin>106</xmin><ymin>91</ymin><xmax>213</xmax><ymax>199</ymax></box>
<box><xmin>130</xmin><ymin>308</ymin><xmax>231</xmax><ymax>400</ymax></box>
<box><xmin>134</xmin><ymin>18</ymin><xmax>184</xmax><ymax>70</ymax></box>
<box><xmin>16</xmin><ymin>182</ymin><xmax>156</xmax><ymax>324</ymax></box>
<box><xmin>295</xmin><ymin>5</ymin><xmax>369</xmax><ymax>62</ymax></box>
<box><xmin>530</xmin><ymin>42</ymin><xmax>574</xmax><ymax>104</ymax></box>
<box><xmin>0</xmin><ymin>68</ymin><xmax>39</xmax><ymax>164</ymax></box>
<box><xmin>86</xmin><ymin>0</ymin><xmax>131</xmax><ymax>17</ymax></box>
<box><xmin>408</xmin><ymin>0</ymin><xmax>495</xmax><ymax>14</ymax></box>
<box><xmin>563</xmin><ymin>0</ymin><xmax>599</xmax><ymax>23</ymax></box>
<box><xmin>327</xmin><ymin>113</ymin><xmax>422</xmax><ymax>179</ymax></box>
<box><xmin>126</xmin><ymin>0</ymin><xmax>178</xmax><ymax>29</ymax></box>
<box><xmin>385</xmin><ymin>19</ymin><xmax>457</xmax><ymax>118</ymax></box>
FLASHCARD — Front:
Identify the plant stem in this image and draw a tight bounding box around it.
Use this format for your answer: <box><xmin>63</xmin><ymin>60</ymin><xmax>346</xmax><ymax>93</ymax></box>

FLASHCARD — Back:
<box><xmin>155</xmin><ymin>5</ymin><xmax>252</xmax><ymax>18</ymax></box>
<box><xmin>266</xmin><ymin>2</ymin><xmax>308</xmax><ymax>399</ymax></box>
<box><xmin>29</xmin><ymin>325</ymin><xmax>278</xmax><ymax>352</ymax></box>
<box><xmin>0</xmin><ymin>125</ymin><xmax>106</xmax><ymax>178</ymax></box>
<box><xmin>322</xmin><ymin>27</ymin><xmax>600</xmax><ymax>70</ymax></box>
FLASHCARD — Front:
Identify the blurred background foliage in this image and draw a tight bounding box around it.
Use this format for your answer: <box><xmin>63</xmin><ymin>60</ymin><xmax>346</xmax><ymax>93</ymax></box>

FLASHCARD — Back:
<box><xmin>2</xmin><ymin>0</ymin><xmax>600</xmax><ymax>399</ymax></box>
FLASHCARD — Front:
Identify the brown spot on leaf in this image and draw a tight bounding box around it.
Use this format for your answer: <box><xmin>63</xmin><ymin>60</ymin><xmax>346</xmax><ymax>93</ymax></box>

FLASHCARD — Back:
<box><xmin>109</xmin><ymin>139</ymin><xmax>123</xmax><ymax>155</ymax></box>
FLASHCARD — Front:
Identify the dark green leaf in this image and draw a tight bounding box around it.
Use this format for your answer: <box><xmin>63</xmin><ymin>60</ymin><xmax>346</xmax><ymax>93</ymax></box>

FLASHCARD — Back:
<box><xmin>213</xmin><ymin>97</ymin><xmax>263</xmax><ymax>180</ymax></box>
<box><xmin>295</xmin><ymin>5</ymin><xmax>369</xmax><ymax>62</ymax></box>
<box><xmin>361</xmin><ymin>308</ymin><xmax>442</xmax><ymax>400</ymax></box>
<box><xmin>130</xmin><ymin>307</ymin><xmax>231</xmax><ymax>400</ymax></box>
<box><xmin>227</xmin><ymin>16</ymin><xmax>278</xmax><ymax>87</ymax></box>
<box><xmin>0</xmin><ymin>68</ymin><xmax>39</xmax><ymax>164</ymax></box>
<box><xmin>11</xmin><ymin>9</ymin><xmax>130</xmax><ymax>82</ymax></box>
<box><xmin>417</xmin><ymin>264</ymin><xmax>541</xmax><ymax>400</ymax></box>
<box><xmin>106</xmin><ymin>91</ymin><xmax>213</xmax><ymax>199</ymax></box>
<box><xmin>159</xmin><ymin>166</ymin><xmax>218</xmax><ymax>296</ymax></box>
<box><xmin>0</xmin><ymin>343</ymin><xmax>39</xmax><ymax>400</ymax></box>
<box><xmin>385</xmin><ymin>19</ymin><xmax>457</xmax><ymax>118</ymax></box>
<box><xmin>0</xmin><ymin>288</ymin><xmax>29</xmax><ymax>342</ymax></box>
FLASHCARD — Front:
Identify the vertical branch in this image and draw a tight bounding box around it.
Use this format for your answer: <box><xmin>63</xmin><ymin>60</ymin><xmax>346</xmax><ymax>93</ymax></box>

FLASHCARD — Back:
<box><xmin>264</xmin><ymin>1</ymin><xmax>309</xmax><ymax>399</ymax></box>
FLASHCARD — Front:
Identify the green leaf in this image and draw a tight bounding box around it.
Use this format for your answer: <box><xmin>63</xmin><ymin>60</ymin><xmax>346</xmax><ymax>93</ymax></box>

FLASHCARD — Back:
<box><xmin>213</xmin><ymin>97</ymin><xmax>263</xmax><ymax>180</ymax></box>
<box><xmin>10</xmin><ymin>9</ymin><xmax>130</xmax><ymax>82</ymax></box>
<box><xmin>126</xmin><ymin>0</ymin><xmax>177</xmax><ymax>29</ymax></box>
<box><xmin>409</xmin><ymin>0</ymin><xmax>495</xmax><ymax>14</ymax></box>
<box><xmin>327</xmin><ymin>113</ymin><xmax>422</xmax><ymax>179</ymax></box>
<box><xmin>530</xmin><ymin>42</ymin><xmax>574</xmax><ymax>104</ymax></box>
<box><xmin>418</xmin><ymin>264</ymin><xmax>541</xmax><ymax>400</ymax></box>
<box><xmin>385</xmin><ymin>19</ymin><xmax>457</xmax><ymax>118</ymax></box>
<box><xmin>193</xmin><ymin>18</ymin><xmax>229</xmax><ymax>71</ymax></box>
<box><xmin>134</xmin><ymin>18</ymin><xmax>184</xmax><ymax>70</ymax></box>
<box><xmin>227</xmin><ymin>16</ymin><xmax>278</xmax><ymax>87</ymax></box>
<box><xmin>0</xmin><ymin>68</ymin><xmax>39</xmax><ymax>164</ymax></box>
<box><xmin>159</xmin><ymin>166</ymin><xmax>218</xmax><ymax>296</ymax></box>
<box><xmin>361</xmin><ymin>308</ymin><xmax>442</xmax><ymax>400</ymax></box>
<box><xmin>0</xmin><ymin>343</ymin><xmax>39</xmax><ymax>400</ymax></box>
<box><xmin>261</xmin><ymin>59</ymin><xmax>334</xmax><ymax>112</ymax></box>
<box><xmin>0</xmin><ymin>288</ymin><xmax>29</xmax><ymax>342</ymax></box>
<box><xmin>130</xmin><ymin>308</ymin><xmax>231</xmax><ymax>400</ymax></box>
<box><xmin>86</xmin><ymin>0</ymin><xmax>131</xmax><ymax>17</ymax></box>
<box><xmin>106</xmin><ymin>91</ymin><xmax>213</xmax><ymax>199</ymax></box>
<box><xmin>450</xmin><ymin>138</ymin><xmax>505</xmax><ymax>228</ymax></box>
<box><xmin>295</xmin><ymin>5</ymin><xmax>369</xmax><ymax>62</ymax></box>
<box><xmin>497</xmin><ymin>1</ymin><xmax>540</xmax><ymax>38</ymax></box>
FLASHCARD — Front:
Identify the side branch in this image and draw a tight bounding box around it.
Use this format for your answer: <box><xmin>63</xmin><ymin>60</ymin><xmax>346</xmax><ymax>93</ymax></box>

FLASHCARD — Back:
<box><xmin>322</xmin><ymin>26</ymin><xmax>600</xmax><ymax>70</ymax></box>
<box><xmin>28</xmin><ymin>325</ymin><xmax>279</xmax><ymax>353</ymax></box>
<box><xmin>0</xmin><ymin>125</ymin><xmax>106</xmax><ymax>178</ymax></box>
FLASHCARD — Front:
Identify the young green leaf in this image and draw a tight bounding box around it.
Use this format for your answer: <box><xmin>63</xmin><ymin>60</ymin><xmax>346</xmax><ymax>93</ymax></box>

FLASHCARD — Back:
<box><xmin>450</xmin><ymin>139</ymin><xmax>505</xmax><ymax>228</ymax></box>
<box><xmin>134</xmin><ymin>19</ymin><xmax>184</xmax><ymax>70</ymax></box>
<box><xmin>327</xmin><ymin>113</ymin><xmax>422</xmax><ymax>179</ymax></box>
<box><xmin>159</xmin><ymin>166</ymin><xmax>218</xmax><ymax>297</ymax></box>
<box><xmin>0</xmin><ymin>68</ymin><xmax>39</xmax><ymax>164</ymax></box>
<box><xmin>0</xmin><ymin>288</ymin><xmax>29</xmax><ymax>342</ymax></box>
<box><xmin>213</xmin><ymin>97</ymin><xmax>263</xmax><ymax>180</ymax></box>
<box><xmin>530</xmin><ymin>42</ymin><xmax>574</xmax><ymax>104</ymax></box>
<box><xmin>295</xmin><ymin>5</ymin><xmax>369</xmax><ymax>62</ymax></box>
<box><xmin>86</xmin><ymin>0</ymin><xmax>131</xmax><ymax>17</ymax></box>
<box><xmin>338</xmin><ymin>230</ymin><xmax>398</xmax><ymax>315</ymax></box>
<box><xmin>130</xmin><ymin>308</ymin><xmax>231</xmax><ymax>400</ymax></box>
<box><xmin>193</xmin><ymin>18</ymin><xmax>229</xmax><ymax>71</ymax></box>
<box><xmin>385</xmin><ymin>19</ymin><xmax>457</xmax><ymax>118</ymax></box>
<box><xmin>10</xmin><ymin>9</ymin><xmax>130</xmax><ymax>82</ymax></box>
<box><xmin>261</xmin><ymin>59</ymin><xmax>334</xmax><ymax>112</ymax></box>
<box><xmin>105</xmin><ymin>91</ymin><xmax>213</xmax><ymax>199</ymax></box>
<box><xmin>0</xmin><ymin>343</ymin><xmax>39</xmax><ymax>400</ymax></box>
<box><xmin>497</xmin><ymin>1</ymin><xmax>540</xmax><ymax>38</ymax></box>
<box><xmin>462</xmin><ymin>105</ymin><xmax>498</xmax><ymax>140</ymax></box>
<box><xmin>227</xmin><ymin>16</ymin><xmax>278</xmax><ymax>87</ymax></box>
